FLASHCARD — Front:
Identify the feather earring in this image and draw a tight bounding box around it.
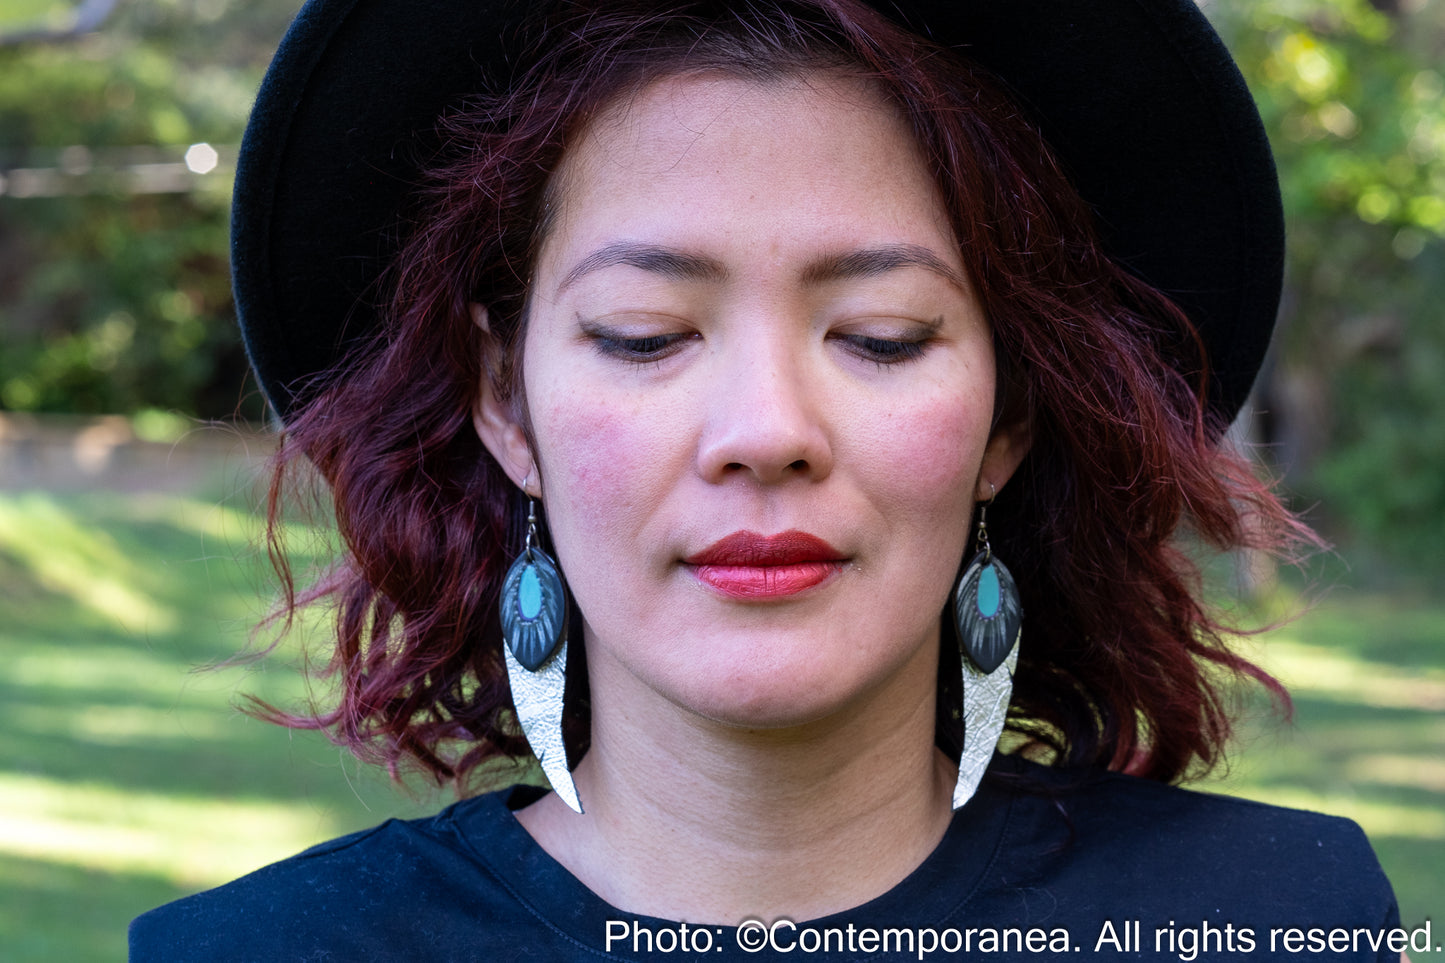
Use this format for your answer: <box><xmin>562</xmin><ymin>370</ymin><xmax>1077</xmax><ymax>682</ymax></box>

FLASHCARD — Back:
<box><xmin>951</xmin><ymin>489</ymin><xmax>1022</xmax><ymax>809</ymax></box>
<box><xmin>500</xmin><ymin>498</ymin><xmax>582</xmax><ymax>813</ymax></box>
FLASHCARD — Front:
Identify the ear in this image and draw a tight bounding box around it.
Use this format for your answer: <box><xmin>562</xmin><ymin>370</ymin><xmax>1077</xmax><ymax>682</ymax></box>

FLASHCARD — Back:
<box><xmin>469</xmin><ymin>304</ymin><xmax>539</xmax><ymax>496</ymax></box>
<box><xmin>976</xmin><ymin>414</ymin><xmax>1032</xmax><ymax>502</ymax></box>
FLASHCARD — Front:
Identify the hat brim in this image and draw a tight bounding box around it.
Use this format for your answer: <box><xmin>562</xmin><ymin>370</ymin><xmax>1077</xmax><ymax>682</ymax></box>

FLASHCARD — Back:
<box><xmin>233</xmin><ymin>0</ymin><xmax>1282</xmax><ymax>423</ymax></box>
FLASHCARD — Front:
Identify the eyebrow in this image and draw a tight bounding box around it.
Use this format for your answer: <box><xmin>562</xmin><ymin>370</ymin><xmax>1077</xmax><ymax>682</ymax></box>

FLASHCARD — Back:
<box><xmin>799</xmin><ymin>245</ymin><xmax>968</xmax><ymax>290</ymax></box>
<box><xmin>555</xmin><ymin>241</ymin><xmax>966</xmax><ymax>292</ymax></box>
<box><xmin>557</xmin><ymin>243</ymin><xmax>728</xmax><ymax>292</ymax></box>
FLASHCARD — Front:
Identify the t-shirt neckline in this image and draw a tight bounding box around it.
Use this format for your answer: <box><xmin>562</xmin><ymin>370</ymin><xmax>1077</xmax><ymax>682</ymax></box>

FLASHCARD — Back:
<box><xmin>449</xmin><ymin>769</ymin><xmax>1017</xmax><ymax>943</ymax></box>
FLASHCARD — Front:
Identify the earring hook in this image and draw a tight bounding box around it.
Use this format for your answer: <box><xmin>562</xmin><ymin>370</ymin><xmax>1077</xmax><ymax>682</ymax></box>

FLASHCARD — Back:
<box><xmin>975</xmin><ymin>482</ymin><xmax>997</xmax><ymax>561</ymax></box>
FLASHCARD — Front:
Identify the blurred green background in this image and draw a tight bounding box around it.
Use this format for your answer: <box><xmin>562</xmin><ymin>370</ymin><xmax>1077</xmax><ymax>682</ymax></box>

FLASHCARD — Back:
<box><xmin>0</xmin><ymin>0</ymin><xmax>1441</xmax><ymax>958</ymax></box>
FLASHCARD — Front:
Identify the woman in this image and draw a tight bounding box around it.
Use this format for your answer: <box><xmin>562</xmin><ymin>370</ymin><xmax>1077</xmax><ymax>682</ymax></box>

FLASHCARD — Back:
<box><xmin>133</xmin><ymin>0</ymin><xmax>1401</xmax><ymax>958</ymax></box>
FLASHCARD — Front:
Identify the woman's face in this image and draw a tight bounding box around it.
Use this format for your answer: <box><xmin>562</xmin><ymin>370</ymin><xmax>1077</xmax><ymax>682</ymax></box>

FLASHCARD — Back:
<box><xmin>478</xmin><ymin>71</ymin><xmax>1028</xmax><ymax>732</ymax></box>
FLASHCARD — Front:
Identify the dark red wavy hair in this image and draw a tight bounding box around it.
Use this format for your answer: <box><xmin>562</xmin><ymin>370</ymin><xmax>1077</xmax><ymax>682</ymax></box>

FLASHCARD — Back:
<box><xmin>257</xmin><ymin>0</ymin><xmax>1312</xmax><ymax>791</ymax></box>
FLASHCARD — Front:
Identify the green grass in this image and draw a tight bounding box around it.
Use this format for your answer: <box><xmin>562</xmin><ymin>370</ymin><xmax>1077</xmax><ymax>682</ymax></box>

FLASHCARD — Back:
<box><xmin>1</xmin><ymin>487</ymin><xmax>1441</xmax><ymax>959</ymax></box>
<box><xmin>0</xmin><ymin>487</ymin><xmax>441</xmax><ymax>960</ymax></box>
<box><xmin>1196</xmin><ymin>590</ymin><xmax>1445</xmax><ymax>927</ymax></box>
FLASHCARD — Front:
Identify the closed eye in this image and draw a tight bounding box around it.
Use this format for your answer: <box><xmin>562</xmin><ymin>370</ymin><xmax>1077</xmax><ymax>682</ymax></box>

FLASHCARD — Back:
<box><xmin>834</xmin><ymin>333</ymin><xmax>930</xmax><ymax>366</ymax></box>
<box><xmin>586</xmin><ymin>327</ymin><xmax>696</xmax><ymax>363</ymax></box>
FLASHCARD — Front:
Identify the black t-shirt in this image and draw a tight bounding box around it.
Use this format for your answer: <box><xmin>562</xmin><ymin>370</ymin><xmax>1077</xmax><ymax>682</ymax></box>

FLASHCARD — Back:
<box><xmin>130</xmin><ymin>758</ymin><xmax>1401</xmax><ymax>961</ymax></box>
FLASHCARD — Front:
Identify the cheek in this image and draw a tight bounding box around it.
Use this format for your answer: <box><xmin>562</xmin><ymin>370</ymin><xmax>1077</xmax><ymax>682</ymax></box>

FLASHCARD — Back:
<box><xmin>857</xmin><ymin>384</ymin><xmax>992</xmax><ymax>518</ymax></box>
<box><xmin>530</xmin><ymin>388</ymin><xmax>681</xmax><ymax>560</ymax></box>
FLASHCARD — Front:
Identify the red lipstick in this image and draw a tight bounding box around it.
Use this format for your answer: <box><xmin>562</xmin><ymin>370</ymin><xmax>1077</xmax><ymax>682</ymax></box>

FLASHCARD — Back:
<box><xmin>684</xmin><ymin>530</ymin><xmax>846</xmax><ymax>599</ymax></box>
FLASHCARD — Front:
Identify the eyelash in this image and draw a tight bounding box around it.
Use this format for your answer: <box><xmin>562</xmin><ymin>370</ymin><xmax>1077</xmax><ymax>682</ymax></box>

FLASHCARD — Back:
<box><xmin>584</xmin><ymin>327</ymin><xmax>932</xmax><ymax>366</ymax></box>
<box><xmin>591</xmin><ymin>332</ymin><xmax>693</xmax><ymax>362</ymax></box>
<box><xmin>837</xmin><ymin>334</ymin><xmax>929</xmax><ymax>366</ymax></box>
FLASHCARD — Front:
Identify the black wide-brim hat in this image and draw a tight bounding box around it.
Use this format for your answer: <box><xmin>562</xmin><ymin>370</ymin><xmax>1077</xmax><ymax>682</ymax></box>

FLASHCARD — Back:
<box><xmin>234</xmin><ymin>0</ymin><xmax>1283</xmax><ymax>424</ymax></box>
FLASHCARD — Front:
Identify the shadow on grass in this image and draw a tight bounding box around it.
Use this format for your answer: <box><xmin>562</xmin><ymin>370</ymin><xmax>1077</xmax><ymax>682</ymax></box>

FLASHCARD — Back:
<box><xmin>0</xmin><ymin>490</ymin><xmax>439</xmax><ymax>961</ymax></box>
<box><xmin>0</xmin><ymin>855</ymin><xmax>184</xmax><ymax>962</ymax></box>
<box><xmin>1199</xmin><ymin>598</ymin><xmax>1445</xmax><ymax>926</ymax></box>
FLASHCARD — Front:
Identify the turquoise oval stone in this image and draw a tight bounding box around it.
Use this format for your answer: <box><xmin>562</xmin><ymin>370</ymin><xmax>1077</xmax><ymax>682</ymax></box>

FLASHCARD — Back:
<box><xmin>976</xmin><ymin>564</ymin><xmax>1001</xmax><ymax>618</ymax></box>
<box><xmin>519</xmin><ymin>565</ymin><xmax>542</xmax><ymax>619</ymax></box>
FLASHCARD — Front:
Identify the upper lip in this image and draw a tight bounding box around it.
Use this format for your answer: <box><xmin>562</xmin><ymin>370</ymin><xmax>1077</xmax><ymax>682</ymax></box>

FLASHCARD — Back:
<box><xmin>684</xmin><ymin>530</ymin><xmax>846</xmax><ymax>566</ymax></box>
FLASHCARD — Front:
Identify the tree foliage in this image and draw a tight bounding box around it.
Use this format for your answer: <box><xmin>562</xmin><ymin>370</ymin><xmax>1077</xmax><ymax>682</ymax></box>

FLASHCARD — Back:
<box><xmin>0</xmin><ymin>0</ymin><xmax>298</xmax><ymax>420</ymax></box>
<box><xmin>1209</xmin><ymin>0</ymin><xmax>1445</xmax><ymax>565</ymax></box>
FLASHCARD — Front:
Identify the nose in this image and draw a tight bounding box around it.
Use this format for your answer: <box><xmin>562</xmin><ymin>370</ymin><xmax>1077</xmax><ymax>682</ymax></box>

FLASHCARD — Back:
<box><xmin>695</xmin><ymin>338</ymin><xmax>833</xmax><ymax>485</ymax></box>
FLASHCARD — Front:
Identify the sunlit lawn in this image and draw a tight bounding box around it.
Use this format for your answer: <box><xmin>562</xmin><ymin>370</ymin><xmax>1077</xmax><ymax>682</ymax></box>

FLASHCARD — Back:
<box><xmin>0</xmin><ymin>481</ymin><xmax>443</xmax><ymax>961</ymax></box>
<box><xmin>1</xmin><ymin>482</ymin><xmax>1441</xmax><ymax>960</ymax></box>
<box><xmin>1200</xmin><ymin>595</ymin><xmax>1445</xmax><ymax>926</ymax></box>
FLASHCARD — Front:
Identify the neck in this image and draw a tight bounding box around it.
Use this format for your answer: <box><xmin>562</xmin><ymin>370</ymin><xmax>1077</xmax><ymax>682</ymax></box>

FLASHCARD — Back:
<box><xmin>513</xmin><ymin>639</ymin><xmax>957</xmax><ymax>924</ymax></box>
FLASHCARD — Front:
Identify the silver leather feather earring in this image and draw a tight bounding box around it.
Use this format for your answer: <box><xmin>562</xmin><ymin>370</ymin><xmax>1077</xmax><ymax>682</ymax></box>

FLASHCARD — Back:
<box><xmin>500</xmin><ymin>498</ymin><xmax>582</xmax><ymax>813</ymax></box>
<box><xmin>951</xmin><ymin>487</ymin><xmax>1022</xmax><ymax>810</ymax></box>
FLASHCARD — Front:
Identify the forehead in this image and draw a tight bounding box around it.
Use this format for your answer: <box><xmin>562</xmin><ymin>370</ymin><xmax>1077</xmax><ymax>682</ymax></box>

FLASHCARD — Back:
<box><xmin>534</xmin><ymin>70</ymin><xmax>955</xmax><ymax>285</ymax></box>
<box><xmin>574</xmin><ymin>67</ymin><xmax>902</xmax><ymax>156</ymax></box>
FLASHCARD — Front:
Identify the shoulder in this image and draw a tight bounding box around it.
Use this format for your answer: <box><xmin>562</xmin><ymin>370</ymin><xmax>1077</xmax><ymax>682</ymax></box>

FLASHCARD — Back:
<box><xmin>1068</xmin><ymin>764</ymin><xmax>1382</xmax><ymax>872</ymax></box>
<box><xmin>1025</xmin><ymin>760</ymin><xmax>1375</xmax><ymax>849</ymax></box>
<box><xmin>129</xmin><ymin>791</ymin><xmax>528</xmax><ymax>963</ymax></box>
<box><xmin>989</xmin><ymin>758</ymin><xmax>1400</xmax><ymax>951</ymax></box>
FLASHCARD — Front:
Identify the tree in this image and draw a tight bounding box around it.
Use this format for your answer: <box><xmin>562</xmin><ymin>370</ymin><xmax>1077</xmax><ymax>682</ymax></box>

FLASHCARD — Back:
<box><xmin>0</xmin><ymin>0</ymin><xmax>300</xmax><ymax>420</ymax></box>
<box><xmin>1211</xmin><ymin>0</ymin><xmax>1445</xmax><ymax>566</ymax></box>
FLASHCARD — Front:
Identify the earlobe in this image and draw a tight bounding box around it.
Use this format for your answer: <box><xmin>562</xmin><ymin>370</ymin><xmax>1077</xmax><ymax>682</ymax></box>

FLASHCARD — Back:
<box><xmin>473</xmin><ymin>389</ymin><xmax>537</xmax><ymax>495</ymax></box>
<box><xmin>977</xmin><ymin>417</ymin><xmax>1032</xmax><ymax>502</ymax></box>
<box><xmin>469</xmin><ymin>304</ymin><xmax>539</xmax><ymax>496</ymax></box>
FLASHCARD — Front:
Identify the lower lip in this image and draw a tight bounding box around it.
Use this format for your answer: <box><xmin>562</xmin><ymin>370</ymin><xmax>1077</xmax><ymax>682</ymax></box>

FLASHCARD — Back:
<box><xmin>689</xmin><ymin>562</ymin><xmax>843</xmax><ymax>599</ymax></box>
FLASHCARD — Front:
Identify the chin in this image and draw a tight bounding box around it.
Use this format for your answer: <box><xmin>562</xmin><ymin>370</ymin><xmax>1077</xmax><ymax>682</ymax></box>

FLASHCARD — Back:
<box><xmin>661</xmin><ymin>652</ymin><xmax>896</xmax><ymax>734</ymax></box>
<box><xmin>588</xmin><ymin>612</ymin><xmax>940</xmax><ymax>734</ymax></box>
<box><xmin>685</xmin><ymin>696</ymin><xmax>848</xmax><ymax>734</ymax></box>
